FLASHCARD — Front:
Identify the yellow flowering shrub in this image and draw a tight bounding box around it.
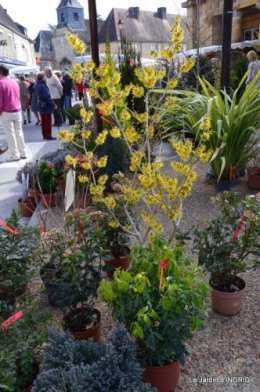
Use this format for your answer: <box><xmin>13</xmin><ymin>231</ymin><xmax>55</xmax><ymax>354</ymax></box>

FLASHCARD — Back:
<box><xmin>60</xmin><ymin>16</ymin><xmax>212</xmax><ymax>244</ymax></box>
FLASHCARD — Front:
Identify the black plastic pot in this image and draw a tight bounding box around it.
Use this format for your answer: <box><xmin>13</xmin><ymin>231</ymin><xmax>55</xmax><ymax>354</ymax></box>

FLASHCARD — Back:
<box><xmin>40</xmin><ymin>264</ymin><xmax>64</xmax><ymax>307</ymax></box>
<box><xmin>212</xmin><ymin>177</ymin><xmax>239</xmax><ymax>194</ymax></box>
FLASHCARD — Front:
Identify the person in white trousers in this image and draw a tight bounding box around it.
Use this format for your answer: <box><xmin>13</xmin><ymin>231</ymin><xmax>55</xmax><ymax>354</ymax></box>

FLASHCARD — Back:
<box><xmin>0</xmin><ymin>64</ymin><xmax>27</xmax><ymax>162</ymax></box>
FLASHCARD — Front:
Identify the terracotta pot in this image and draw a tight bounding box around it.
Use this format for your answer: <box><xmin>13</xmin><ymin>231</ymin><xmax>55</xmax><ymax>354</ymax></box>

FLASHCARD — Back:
<box><xmin>73</xmin><ymin>194</ymin><xmax>91</xmax><ymax>209</ymax></box>
<box><xmin>247</xmin><ymin>168</ymin><xmax>260</xmax><ymax>189</ymax></box>
<box><xmin>28</xmin><ymin>188</ymin><xmax>41</xmax><ymax>203</ymax></box>
<box><xmin>55</xmin><ymin>177</ymin><xmax>66</xmax><ymax>193</ymax></box>
<box><xmin>39</xmin><ymin>193</ymin><xmax>57</xmax><ymax>208</ymax></box>
<box><xmin>0</xmin><ymin>283</ymin><xmax>28</xmax><ymax>297</ymax></box>
<box><xmin>142</xmin><ymin>360</ymin><xmax>181</xmax><ymax>392</ymax></box>
<box><xmin>62</xmin><ymin>308</ymin><xmax>101</xmax><ymax>344</ymax></box>
<box><xmin>18</xmin><ymin>198</ymin><xmax>36</xmax><ymax>218</ymax></box>
<box><xmin>211</xmin><ymin>276</ymin><xmax>246</xmax><ymax>316</ymax></box>
<box><xmin>105</xmin><ymin>249</ymin><xmax>130</xmax><ymax>279</ymax></box>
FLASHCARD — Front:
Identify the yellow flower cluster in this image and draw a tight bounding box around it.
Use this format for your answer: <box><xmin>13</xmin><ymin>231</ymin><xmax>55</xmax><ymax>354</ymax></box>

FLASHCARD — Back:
<box><xmin>97</xmin><ymin>156</ymin><xmax>108</xmax><ymax>168</ymax></box>
<box><xmin>120</xmin><ymin>110</ymin><xmax>131</xmax><ymax>121</ymax></box>
<box><xmin>135</xmin><ymin>67</ymin><xmax>157</xmax><ymax>89</ymax></box>
<box><xmin>89</xmin><ymin>183</ymin><xmax>105</xmax><ymax>197</ymax></box>
<box><xmin>121</xmin><ymin>185</ymin><xmax>143</xmax><ymax>202</ymax></box>
<box><xmin>109</xmin><ymin>220</ymin><xmax>120</xmax><ymax>228</ymax></box>
<box><xmin>81</xmin><ymin>131</ymin><xmax>91</xmax><ymax>140</ymax></box>
<box><xmin>58</xmin><ymin>130</ymin><xmax>75</xmax><ymax>143</ymax></box>
<box><xmin>141</xmin><ymin>212</ymin><xmax>163</xmax><ymax>234</ymax></box>
<box><xmin>84</xmin><ymin>60</ymin><xmax>95</xmax><ymax>72</ymax></box>
<box><xmin>133</xmin><ymin>113</ymin><xmax>148</xmax><ymax>123</ymax></box>
<box><xmin>66</xmin><ymin>33</ymin><xmax>86</xmax><ymax>54</ymax></box>
<box><xmin>125</xmin><ymin>126</ymin><xmax>140</xmax><ymax>143</ymax></box>
<box><xmin>80</xmin><ymin>108</ymin><xmax>93</xmax><ymax>124</ymax></box>
<box><xmin>159</xmin><ymin>47</ymin><xmax>175</xmax><ymax>61</ymax></box>
<box><xmin>129</xmin><ymin>151</ymin><xmax>145</xmax><ymax>172</ymax></box>
<box><xmin>132</xmin><ymin>86</ymin><xmax>144</xmax><ymax>98</ymax></box>
<box><xmin>180</xmin><ymin>58</ymin><xmax>196</xmax><ymax>73</ymax></box>
<box><xmin>65</xmin><ymin>155</ymin><xmax>77</xmax><ymax>166</ymax></box>
<box><xmin>110</xmin><ymin>126</ymin><xmax>121</xmax><ymax>138</ymax></box>
<box><xmin>200</xmin><ymin>117</ymin><xmax>211</xmax><ymax>131</ymax></box>
<box><xmin>145</xmin><ymin>126</ymin><xmax>155</xmax><ymax>138</ymax></box>
<box><xmin>96</xmin><ymin>130</ymin><xmax>108</xmax><ymax>145</ymax></box>
<box><xmin>73</xmin><ymin>63</ymin><xmax>83</xmax><ymax>73</ymax></box>
<box><xmin>104</xmin><ymin>196</ymin><xmax>116</xmax><ymax>209</ymax></box>
<box><xmin>96</xmin><ymin>102</ymin><xmax>114</xmax><ymax>117</ymax></box>
<box><xmin>165</xmin><ymin>97</ymin><xmax>177</xmax><ymax>108</ymax></box>
<box><xmin>98</xmin><ymin>174</ymin><xmax>108</xmax><ymax>185</ymax></box>
<box><xmin>78</xmin><ymin>175</ymin><xmax>89</xmax><ymax>183</ymax></box>
<box><xmin>193</xmin><ymin>144</ymin><xmax>212</xmax><ymax>163</ymax></box>
<box><xmin>170</xmin><ymin>139</ymin><xmax>193</xmax><ymax>162</ymax></box>
<box><xmin>167</xmin><ymin>78</ymin><xmax>178</xmax><ymax>89</ymax></box>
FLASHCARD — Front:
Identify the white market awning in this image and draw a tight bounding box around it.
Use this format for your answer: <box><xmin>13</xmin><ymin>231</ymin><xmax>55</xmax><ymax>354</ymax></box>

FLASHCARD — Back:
<box><xmin>10</xmin><ymin>65</ymin><xmax>40</xmax><ymax>74</ymax></box>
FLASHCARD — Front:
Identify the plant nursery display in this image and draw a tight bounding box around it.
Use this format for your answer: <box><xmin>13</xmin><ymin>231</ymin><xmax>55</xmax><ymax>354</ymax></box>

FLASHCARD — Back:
<box><xmin>99</xmin><ymin>236</ymin><xmax>209</xmax><ymax>391</ymax></box>
<box><xmin>190</xmin><ymin>191</ymin><xmax>260</xmax><ymax>315</ymax></box>
<box><xmin>0</xmin><ymin>299</ymin><xmax>51</xmax><ymax>392</ymax></box>
<box><xmin>32</xmin><ymin>324</ymin><xmax>155</xmax><ymax>392</ymax></box>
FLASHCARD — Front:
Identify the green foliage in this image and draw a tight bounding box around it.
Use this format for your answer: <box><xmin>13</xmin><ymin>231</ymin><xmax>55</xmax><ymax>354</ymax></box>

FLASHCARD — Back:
<box><xmin>0</xmin><ymin>299</ymin><xmax>51</xmax><ymax>392</ymax></box>
<box><xmin>98</xmin><ymin>236</ymin><xmax>209</xmax><ymax>366</ymax></box>
<box><xmin>38</xmin><ymin>210</ymin><xmax>109</xmax><ymax>330</ymax></box>
<box><xmin>230</xmin><ymin>53</ymin><xmax>248</xmax><ymax>100</ymax></box>
<box><xmin>180</xmin><ymin>55</ymin><xmax>215</xmax><ymax>92</ymax></box>
<box><xmin>191</xmin><ymin>192</ymin><xmax>260</xmax><ymax>289</ymax></box>
<box><xmin>38</xmin><ymin>161</ymin><xmax>57</xmax><ymax>194</ymax></box>
<box><xmin>99</xmin><ymin>133</ymin><xmax>126</xmax><ymax>192</ymax></box>
<box><xmin>0</xmin><ymin>210</ymin><xmax>40</xmax><ymax>293</ymax></box>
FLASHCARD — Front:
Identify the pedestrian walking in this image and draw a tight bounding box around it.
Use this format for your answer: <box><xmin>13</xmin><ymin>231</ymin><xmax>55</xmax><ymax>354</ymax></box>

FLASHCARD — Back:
<box><xmin>28</xmin><ymin>75</ymin><xmax>41</xmax><ymax>125</ymax></box>
<box><xmin>246</xmin><ymin>50</ymin><xmax>260</xmax><ymax>87</ymax></box>
<box><xmin>44</xmin><ymin>66</ymin><xmax>63</xmax><ymax>127</ymax></box>
<box><xmin>76</xmin><ymin>79</ymin><xmax>84</xmax><ymax>100</ymax></box>
<box><xmin>55</xmin><ymin>71</ymin><xmax>66</xmax><ymax>123</ymax></box>
<box><xmin>18</xmin><ymin>75</ymin><xmax>31</xmax><ymax>125</ymax></box>
<box><xmin>34</xmin><ymin>72</ymin><xmax>57</xmax><ymax>141</ymax></box>
<box><xmin>0</xmin><ymin>64</ymin><xmax>27</xmax><ymax>162</ymax></box>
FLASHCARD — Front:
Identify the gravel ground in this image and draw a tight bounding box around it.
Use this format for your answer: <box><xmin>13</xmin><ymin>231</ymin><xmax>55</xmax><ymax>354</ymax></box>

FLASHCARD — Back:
<box><xmin>29</xmin><ymin>157</ymin><xmax>260</xmax><ymax>392</ymax></box>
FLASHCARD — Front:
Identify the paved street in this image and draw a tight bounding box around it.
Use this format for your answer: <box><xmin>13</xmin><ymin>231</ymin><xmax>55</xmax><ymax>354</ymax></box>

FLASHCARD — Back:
<box><xmin>0</xmin><ymin>116</ymin><xmax>67</xmax><ymax>222</ymax></box>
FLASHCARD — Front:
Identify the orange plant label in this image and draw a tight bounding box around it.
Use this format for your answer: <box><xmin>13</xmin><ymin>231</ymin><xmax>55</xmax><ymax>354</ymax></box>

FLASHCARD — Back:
<box><xmin>1</xmin><ymin>311</ymin><xmax>23</xmax><ymax>330</ymax></box>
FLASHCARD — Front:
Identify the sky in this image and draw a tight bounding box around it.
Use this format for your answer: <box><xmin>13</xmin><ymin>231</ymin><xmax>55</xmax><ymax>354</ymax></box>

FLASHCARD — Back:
<box><xmin>0</xmin><ymin>0</ymin><xmax>185</xmax><ymax>39</ymax></box>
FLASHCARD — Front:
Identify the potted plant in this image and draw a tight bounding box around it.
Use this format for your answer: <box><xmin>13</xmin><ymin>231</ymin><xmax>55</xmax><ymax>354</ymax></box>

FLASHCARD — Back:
<box><xmin>0</xmin><ymin>210</ymin><xmax>40</xmax><ymax>296</ymax></box>
<box><xmin>0</xmin><ymin>298</ymin><xmax>51</xmax><ymax>392</ymax></box>
<box><xmin>40</xmin><ymin>148</ymin><xmax>80</xmax><ymax>193</ymax></box>
<box><xmin>190</xmin><ymin>191</ymin><xmax>260</xmax><ymax>316</ymax></box>
<box><xmin>16</xmin><ymin>162</ymin><xmax>40</xmax><ymax>203</ymax></box>
<box><xmin>247</xmin><ymin>155</ymin><xmax>260</xmax><ymax>190</ymax></box>
<box><xmin>17</xmin><ymin>171</ymin><xmax>36</xmax><ymax>218</ymax></box>
<box><xmin>64</xmin><ymin>104</ymin><xmax>82</xmax><ymax>126</ymax></box>
<box><xmin>38</xmin><ymin>161</ymin><xmax>58</xmax><ymax>208</ymax></box>
<box><xmin>98</xmin><ymin>236</ymin><xmax>209</xmax><ymax>392</ymax></box>
<box><xmin>37</xmin><ymin>209</ymin><xmax>109</xmax><ymax>342</ymax></box>
<box><xmin>64</xmin><ymin>153</ymin><xmax>98</xmax><ymax>209</ymax></box>
<box><xmin>32</xmin><ymin>324</ymin><xmax>155</xmax><ymax>392</ymax></box>
<box><xmin>161</xmin><ymin>74</ymin><xmax>260</xmax><ymax>193</ymax></box>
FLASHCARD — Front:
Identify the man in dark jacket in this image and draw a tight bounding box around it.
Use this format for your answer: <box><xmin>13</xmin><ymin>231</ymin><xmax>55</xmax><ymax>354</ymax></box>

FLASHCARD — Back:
<box><xmin>34</xmin><ymin>72</ymin><xmax>57</xmax><ymax>140</ymax></box>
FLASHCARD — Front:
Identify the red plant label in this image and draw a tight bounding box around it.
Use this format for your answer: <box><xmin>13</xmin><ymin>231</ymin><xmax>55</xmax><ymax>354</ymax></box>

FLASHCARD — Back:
<box><xmin>1</xmin><ymin>311</ymin><xmax>23</xmax><ymax>330</ymax></box>
<box><xmin>0</xmin><ymin>220</ymin><xmax>19</xmax><ymax>235</ymax></box>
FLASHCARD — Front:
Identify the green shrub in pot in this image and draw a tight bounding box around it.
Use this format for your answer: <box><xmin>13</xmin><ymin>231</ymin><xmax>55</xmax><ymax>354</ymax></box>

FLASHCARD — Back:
<box><xmin>32</xmin><ymin>324</ymin><xmax>155</xmax><ymax>392</ymax></box>
<box><xmin>0</xmin><ymin>298</ymin><xmax>52</xmax><ymax>392</ymax></box>
<box><xmin>16</xmin><ymin>161</ymin><xmax>39</xmax><ymax>190</ymax></box>
<box><xmin>98</xmin><ymin>236</ymin><xmax>209</xmax><ymax>367</ymax></box>
<box><xmin>189</xmin><ymin>191</ymin><xmax>260</xmax><ymax>291</ymax></box>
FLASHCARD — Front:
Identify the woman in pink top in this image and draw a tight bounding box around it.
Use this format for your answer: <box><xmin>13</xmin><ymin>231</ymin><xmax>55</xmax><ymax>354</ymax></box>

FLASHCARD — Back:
<box><xmin>0</xmin><ymin>64</ymin><xmax>27</xmax><ymax>161</ymax></box>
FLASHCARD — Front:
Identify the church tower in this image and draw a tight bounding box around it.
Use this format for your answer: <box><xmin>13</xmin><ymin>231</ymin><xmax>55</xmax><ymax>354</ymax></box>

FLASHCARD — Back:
<box><xmin>56</xmin><ymin>0</ymin><xmax>85</xmax><ymax>30</ymax></box>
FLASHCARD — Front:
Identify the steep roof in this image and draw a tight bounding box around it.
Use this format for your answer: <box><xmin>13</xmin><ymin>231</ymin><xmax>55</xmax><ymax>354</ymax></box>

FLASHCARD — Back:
<box><xmin>34</xmin><ymin>30</ymin><xmax>53</xmax><ymax>60</ymax></box>
<box><xmin>0</xmin><ymin>5</ymin><xmax>32</xmax><ymax>40</ymax></box>
<box><xmin>98</xmin><ymin>7</ymin><xmax>181</xmax><ymax>44</ymax></box>
<box><xmin>56</xmin><ymin>0</ymin><xmax>83</xmax><ymax>9</ymax></box>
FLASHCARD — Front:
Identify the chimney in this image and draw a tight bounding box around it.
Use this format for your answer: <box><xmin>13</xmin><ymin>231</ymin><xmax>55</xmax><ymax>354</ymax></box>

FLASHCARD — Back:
<box><xmin>129</xmin><ymin>7</ymin><xmax>140</xmax><ymax>19</ymax></box>
<box><xmin>157</xmin><ymin>7</ymin><xmax>167</xmax><ymax>19</ymax></box>
<box><xmin>4</xmin><ymin>9</ymin><xmax>7</xmax><ymax>13</ymax></box>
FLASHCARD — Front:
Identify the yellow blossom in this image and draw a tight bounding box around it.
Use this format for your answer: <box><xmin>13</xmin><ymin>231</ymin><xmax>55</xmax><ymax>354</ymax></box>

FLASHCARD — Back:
<box><xmin>180</xmin><ymin>58</ymin><xmax>196</xmax><ymax>73</ymax></box>
<box><xmin>65</xmin><ymin>155</ymin><xmax>77</xmax><ymax>166</ymax></box>
<box><xmin>167</xmin><ymin>78</ymin><xmax>178</xmax><ymax>89</ymax></box>
<box><xmin>82</xmin><ymin>162</ymin><xmax>91</xmax><ymax>170</ymax></box>
<box><xmin>98</xmin><ymin>174</ymin><xmax>108</xmax><ymax>185</ymax></box>
<box><xmin>129</xmin><ymin>151</ymin><xmax>145</xmax><ymax>172</ymax></box>
<box><xmin>78</xmin><ymin>175</ymin><xmax>89</xmax><ymax>183</ymax></box>
<box><xmin>200</xmin><ymin>117</ymin><xmax>211</xmax><ymax>131</ymax></box>
<box><xmin>145</xmin><ymin>126</ymin><xmax>155</xmax><ymax>138</ymax></box>
<box><xmin>80</xmin><ymin>108</ymin><xmax>93</xmax><ymax>123</ymax></box>
<box><xmin>96</xmin><ymin>130</ymin><xmax>108</xmax><ymax>145</ymax></box>
<box><xmin>97</xmin><ymin>156</ymin><xmax>108</xmax><ymax>168</ymax></box>
<box><xmin>109</xmin><ymin>220</ymin><xmax>119</xmax><ymax>228</ymax></box>
<box><xmin>89</xmin><ymin>183</ymin><xmax>105</xmax><ymax>196</ymax></box>
<box><xmin>125</xmin><ymin>126</ymin><xmax>140</xmax><ymax>143</ymax></box>
<box><xmin>84</xmin><ymin>60</ymin><xmax>95</xmax><ymax>71</ymax></box>
<box><xmin>120</xmin><ymin>110</ymin><xmax>131</xmax><ymax>121</ymax></box>
<box><xmin>65</xmin><ymin>133</ymin><xmax>74</xmax><ymax>142</ymax></box>
<box><xmin>86</xmin><ymin>151</ymin><xmax>93</xmax><ymax>158</ymax></box>
<box><xmin>81</xmin><ymin>131</ymin><xmax>91</xmax><ymax>139</ymax></box>
<box><xmin>58</xmin><ymin>130</ymin><xmax>69</xmax><ymax>140</ymax></box>
<box><xmin>110</xmin><ymin>127</ymin><xmax>121</xmax><ymax>138</ymax></box>
<box><xmin>132</xmin><ymin>86</ymin><xmax>144</xmax><ymax>98</ymax></box>
<box><xmin>104</xmin><ymin>196</ymin><xmax>116</xmax><ymax>209</ymax></box>
<box><xmin>133</xmin><ymin>113</ymin><xmax>148</xmax><ymax>123</ymax></box>
<box><xmin>73</xmin><ymin>63</ymin><xmax>83</xmax><ymax>73</ymax></box>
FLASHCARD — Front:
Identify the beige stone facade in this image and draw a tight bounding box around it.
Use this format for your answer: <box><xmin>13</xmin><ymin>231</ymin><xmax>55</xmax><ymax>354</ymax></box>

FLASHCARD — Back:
<box><xmin>182</xmin><ymin>0</ymin><xmax>260</xmax><ymax>49</ymax></box>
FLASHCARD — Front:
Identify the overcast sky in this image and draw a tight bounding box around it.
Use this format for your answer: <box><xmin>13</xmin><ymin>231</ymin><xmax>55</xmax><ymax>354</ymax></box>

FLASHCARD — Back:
<box><xmin>0</xmin><ymin>0</ymin><xmax>185</xmax><ymax>39</ymax></box>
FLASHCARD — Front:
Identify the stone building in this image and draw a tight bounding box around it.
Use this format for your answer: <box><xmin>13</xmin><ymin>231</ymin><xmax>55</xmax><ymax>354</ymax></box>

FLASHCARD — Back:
<box><xmin>98</xmin><ymin>7</ymin><xmax>187</xmax><ymax>58</ymax></box>
<box><xmin>34</xmin><ymin>0</ymin><xmax>104</xmax><ymax>70</ymax></box>
<box><xmin>182</xmin><ymin>0</ymin><xmax>260</xmax><ymax>50</ymax></box>
<box><xmin>0</xmin><ymin>5</ymin><xmax>35</xmax><ymax>67</ymax></box>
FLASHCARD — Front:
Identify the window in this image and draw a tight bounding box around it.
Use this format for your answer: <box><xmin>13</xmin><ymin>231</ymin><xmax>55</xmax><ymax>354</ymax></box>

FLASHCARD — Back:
<box><xmin>150</xmin><ymin>44</ymin><xmax>159</xmax><ymax>51</ymax></box>
<box><xmin>61</xmin><ymin>13</ymin><xmax>65</xmax><ymax>22</ymax></box>
<box><xmin>74</xmin><ymin>13</ymin><xmax>79</xmax><ymax>21</ymax></box>
<box><xmin>8</xmin><ymin>34</ymin><xmax>13</xmax><ymax>57</ymax></box>
<box><xmin>0</xmin><ymin>30</ymin><xmax>4</xmax><ymax>55</ymax></box>
<box><xmin>244</xmin><ymin>28</ymin><xmax>259</xmax><ymax>41</ymax></box>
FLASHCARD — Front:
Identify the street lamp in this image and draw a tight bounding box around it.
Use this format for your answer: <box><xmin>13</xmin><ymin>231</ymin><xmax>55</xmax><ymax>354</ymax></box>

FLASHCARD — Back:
<box><xmin>118</xmin><ymin>19</ymin><xmax>124</xmax><ymax>54</ymax></box>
